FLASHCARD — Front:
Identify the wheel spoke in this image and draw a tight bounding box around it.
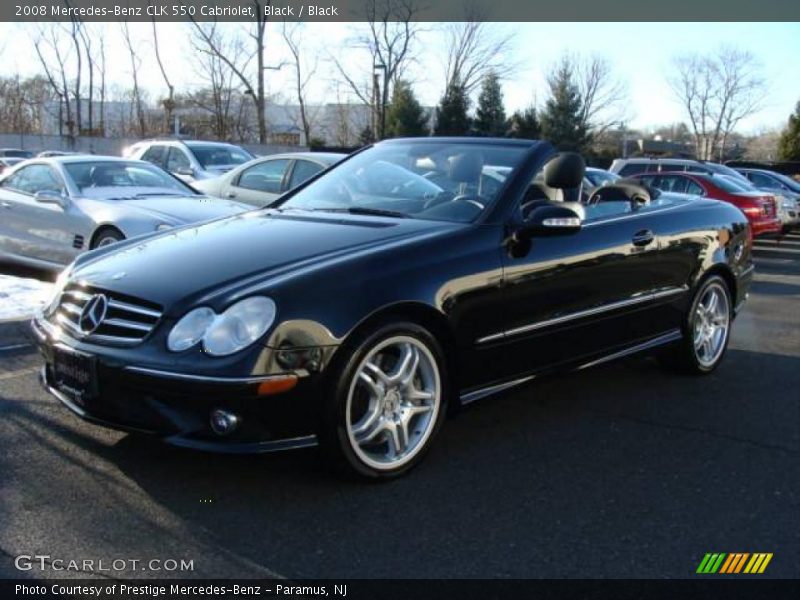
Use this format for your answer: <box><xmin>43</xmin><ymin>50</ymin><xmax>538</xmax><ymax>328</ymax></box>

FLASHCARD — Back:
<box><xmin>390</xmin><ymin>343</ymin><xmax>419</xmax><ymax>386</ymax></box>
<box><xmin>702</xmin><ymin>337</ymin><xmax>714</xmax><ymax>359</ymax></box>
<box><xmin>403</xmin><ymin>402</ymin><xmax>433</xmax><ymax>417</ymax></box>
<box><xmin>705</xmin><ymin>291</ymin><xmax>718</xmax><ymax>314</ymax></box>
<box><xmin>386</xmin><ymin>421</ymin><xmax>407</xmax><ymax>457</ymax></box>
<box><xmin>357</xmin><ymin>370</ymin><xmax>383</xmax><ymax>398</ymax></box>
<box><xmin>407</xmin><ymin>388</ymin><xmax>434</xmax><ymax>402</ymax></box>
<box><xmin>355</xmin><ymin>415</ymin><xmax>387</xmax><ymax>444</ymax></box>
<box><xmin>364</xmin><ymin>361</ymin><xmax>390</xmax><ymax>386</ymax></box>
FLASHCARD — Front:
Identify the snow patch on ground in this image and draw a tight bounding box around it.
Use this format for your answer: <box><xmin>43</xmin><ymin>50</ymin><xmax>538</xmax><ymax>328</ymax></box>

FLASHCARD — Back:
<box><xmin>0</xmin><ymin>275</ymin><xmax>53</xmax><ymax>321</ymax></box>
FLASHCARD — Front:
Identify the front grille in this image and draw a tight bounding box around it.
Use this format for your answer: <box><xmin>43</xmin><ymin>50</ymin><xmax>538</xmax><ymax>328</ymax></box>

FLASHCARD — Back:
<box><xmin>54</xmin><ymin>285</ymin><xmax>163</xmax><ymax>346</ymax></box>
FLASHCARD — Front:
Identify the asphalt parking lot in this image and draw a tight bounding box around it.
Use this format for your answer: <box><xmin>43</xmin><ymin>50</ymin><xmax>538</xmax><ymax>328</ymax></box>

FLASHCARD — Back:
<box><xmin>0</xmin><ymin>234</ymin><xmax>798</xmax><ymax>580</ymax></box>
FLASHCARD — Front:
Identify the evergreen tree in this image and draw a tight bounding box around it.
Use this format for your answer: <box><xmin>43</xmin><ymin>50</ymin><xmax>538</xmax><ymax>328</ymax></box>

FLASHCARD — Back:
<box><xmin>474</xmin><ymin>71</ymin><xmax>506</xmax><ymax>137</ymax></box>
<box><xmin>539</xmin><ymin>63</ymin><xmax>591</xmax><ymax>152</ymax></box>
<box><xmin>434</xmin><ymin>83</ymin><xmax>470</xmax><ymax>136</ymax></box>
<box><xmin>385</xmin><ymin>80</ymin><xmax>429</xmax><ymax>138</ymax></box>
<box><xmin>778</xmin><ymin>100</ymin><xmax>800</xmax><ymax>161</ymax></box>
<box><xmin>508</xmin><ymin>105</ymin><xmax>541</xmax><ymax>139</ymax></box>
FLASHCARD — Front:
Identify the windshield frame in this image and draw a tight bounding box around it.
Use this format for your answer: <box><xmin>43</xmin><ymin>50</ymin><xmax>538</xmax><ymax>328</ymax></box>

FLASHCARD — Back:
<box><xmin>272</xmin><ymin>139</ymin><xmax>539</xmax><ymax>224</ymax></box>
<box><xmin>63</xmin><ymin>160</ymin><xmax>201</xmax><ymax>197</ymax></box>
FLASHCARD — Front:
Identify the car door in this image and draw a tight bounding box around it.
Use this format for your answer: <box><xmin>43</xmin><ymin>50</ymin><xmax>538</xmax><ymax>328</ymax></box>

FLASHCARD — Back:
<box><xmin>495</xmin><ymin>202</ymin><xmax>666</xmax><ymax>378</ymax></box>
<box><xmin>0</xmin><ymin>164</ymin><xmax>82</xmax><ymax>264</ymax></box>
<box><xmin>222</xmin><ymin>158</ymin><xmax>291</xmax><ymax>206</ymax></box>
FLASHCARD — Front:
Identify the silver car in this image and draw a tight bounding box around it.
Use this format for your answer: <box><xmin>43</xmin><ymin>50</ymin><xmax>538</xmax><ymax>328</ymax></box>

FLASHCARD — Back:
<box><xmin>193</xmin><ymin>152</ymin><xmax>345</xmax><ymax>207</ymax></box>
<box><xmin>125</xmin><ymin>139</ymin><xmax>255</xmax><ymax>183</ymax></box>
<box><xmin>0</xmin><ymin>156</ymin><xmax>250</xmax><ymax>271</ymax></box>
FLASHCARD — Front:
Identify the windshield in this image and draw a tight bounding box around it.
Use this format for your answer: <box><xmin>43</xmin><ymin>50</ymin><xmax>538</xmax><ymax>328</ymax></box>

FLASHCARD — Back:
<box><xmin>189</xmin><ymin>144</ymin><xmax>253</xmax><ymax>168</ymax></box>
<box><xmin>585</xmin><ymin>170</ymin><xmax>620</xmax><ymax>187</ymax></box>
<box><xmin>277</xmin><ymin>141</ymin><xmax>529</xmax><ymax>223</ymax></box>
<box><xmin>64</xmin><ymin>161</ymin><xmax>198</xmax><ymax>196</ymax></box>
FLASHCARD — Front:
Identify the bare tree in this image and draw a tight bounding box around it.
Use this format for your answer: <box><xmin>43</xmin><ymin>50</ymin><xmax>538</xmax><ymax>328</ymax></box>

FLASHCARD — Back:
<box><xmin>189</xmin><ymin>3</ymin><xmax>286</xmax><ymax>143</ymax></box>
<box><xmin>332</xmin><ymin>0</ymin><xmax>421</xmax><ymax>140</ymax></box>
<box><xmin>442</xmin><ymin>5</ymin><xmax>516</xmax><ymax>96</ymax></box>
<box><xmin>76</xmin><ymin>22</ymin><xmax>97</xmax><ymax>133</ymax></box>
<box><xmin>282</xmin><ymin>23</ymin><xmax>319</xmax><ymax>145</ymax></box>
<box><xmin>575</xmin><ymin>54</ymin><xmax>629</xmax><ymax>136</ymax></box>
<box><xmin>669</xmin><ymin>47</ymin><xmax>766</xmax><ymax>160</ymax></box>
<box><xmin>120</xmin><ymin>21</ymin><xmax>147</xmax><ymax>137</ymax></box>
<box><xmin>32</xmin><ymin>24</ymin><xmax>74</xmax><ymax>136</ymax></box>
<box><xmin>150</xmin><ymin>16</ymin><xmax>175</xmax><ymax>134</ymax></box>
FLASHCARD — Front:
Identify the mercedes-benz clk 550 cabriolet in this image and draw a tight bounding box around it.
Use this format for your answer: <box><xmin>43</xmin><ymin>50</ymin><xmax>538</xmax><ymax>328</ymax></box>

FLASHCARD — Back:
<box><xmin>32</xmin><ymin>138</ymin><xmax>754</xmax><ymax>479</ymax></box>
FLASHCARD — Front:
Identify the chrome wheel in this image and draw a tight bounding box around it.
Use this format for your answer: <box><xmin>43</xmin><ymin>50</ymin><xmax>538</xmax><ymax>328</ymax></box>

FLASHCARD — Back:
<box><xmin>692</xmin><ymin>282</ymin><xmax>730</xmax><ymax>368</ymax></box>
<box><xmin>345</xmin><ymin>335</ymin><xmax>441</xmax><ymax>471</ymax></box>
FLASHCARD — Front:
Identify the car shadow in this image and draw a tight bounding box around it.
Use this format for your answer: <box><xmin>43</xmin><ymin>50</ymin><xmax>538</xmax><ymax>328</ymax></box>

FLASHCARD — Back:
<box><xmin>77</xmin><ymin>347</ymin><xmax>800</xmax><ymax>579</ymax></box>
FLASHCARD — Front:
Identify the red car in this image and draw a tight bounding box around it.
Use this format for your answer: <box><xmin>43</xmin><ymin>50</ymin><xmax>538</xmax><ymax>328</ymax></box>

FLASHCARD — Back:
<box><xmin>629</xmin><ymin>171</ymin><xmax>782</xmax><ymax>237</ymax></box>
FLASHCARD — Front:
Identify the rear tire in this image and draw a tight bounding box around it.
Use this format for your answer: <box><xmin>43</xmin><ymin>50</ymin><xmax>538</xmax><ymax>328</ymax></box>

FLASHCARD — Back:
<box><xmin>660</xmin><ymin>275</ymin><xmax>732</xmax><ymax>374</ymax></box>
<box><xmin>318</xmin><ymin>321</ymin><xmax>449</xmax><ymax>480</ymax></box>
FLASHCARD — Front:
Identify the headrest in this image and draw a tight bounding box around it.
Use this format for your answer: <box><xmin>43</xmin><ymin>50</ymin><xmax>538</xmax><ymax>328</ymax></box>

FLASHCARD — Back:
<box><xmin>589</xmin><ymin>181</ymin><xmax>657</xmax><ymax>205</ymax></box>
<box><xmin>448</xmin><ymin>152</ymin><xmax>484</xmax><ymax>184</ymax></box>
<box><xmin>543</xmin><ymin>152</ymin><xmax>586</xmax><ymax>189</ymax></box>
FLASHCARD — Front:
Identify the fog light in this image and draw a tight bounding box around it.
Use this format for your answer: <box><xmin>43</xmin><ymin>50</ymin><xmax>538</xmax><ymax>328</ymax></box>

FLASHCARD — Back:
<box><xmin>210</xmin><ymin>409</ymin><xmax>239</xmax><ymax>436</ymax></box>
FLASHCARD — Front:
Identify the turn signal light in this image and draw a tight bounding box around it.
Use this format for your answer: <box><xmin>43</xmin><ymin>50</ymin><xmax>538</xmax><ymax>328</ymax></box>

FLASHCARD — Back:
<box><xmin>257</xmin><ymin>375</ymin><xmax>298</xmax><ymax>396</ymax></box>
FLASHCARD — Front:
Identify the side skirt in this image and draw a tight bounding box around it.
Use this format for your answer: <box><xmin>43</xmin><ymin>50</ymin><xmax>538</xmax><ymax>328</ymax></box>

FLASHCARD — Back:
<box><xmin>460</xmin><ymin>329</ymin><xmax>683</xmax><ymax>406</ymax></box>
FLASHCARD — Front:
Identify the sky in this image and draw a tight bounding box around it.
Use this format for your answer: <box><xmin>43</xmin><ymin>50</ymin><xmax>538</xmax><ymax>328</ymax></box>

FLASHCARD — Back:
<box><xmin>1</xmin><ymin>21</ymin><xmax>798</xmax><ymax>134</ymax></box>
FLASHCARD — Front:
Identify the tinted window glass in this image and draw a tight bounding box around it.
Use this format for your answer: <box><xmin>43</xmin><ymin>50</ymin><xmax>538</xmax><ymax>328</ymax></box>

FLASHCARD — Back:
<box><xmin>166</xmin><ymin>148</ymin><xmax>191</xmax><ymax>171</ymax></box>
<box><xmin>1</xmin><ymin>164</ymin><xmax>64</xmax><ymax>194</ymax></box>
<box><xmin>288</xmin><ymin>160</ymin><xmax>323</xmax><ymax>188</ymax></box>
<box><xmin>655</xmin><ymin>175</ymin><xmax>689</xmax><ymax>194</ymax></box>
<box><xmin>237</xmin><ymin>159</ymin><xmax>290</xmax><ymax>193</ymax></box>
<box><xmin>142</xmin><ymin>145</ymin><xmax>166</xmax><ymax>165</ymax></box>
<box><xmin>618</xmin><ymin>163</ymin><xmax>648</xmax><ymax>176</ymax></box>
<box><xmin>189</xmin><ymin>144</ymin><xmax>252</xmax><ymax>168</ymax></box>
<box><xmin>686</xmin><ymin>180</ymin><xmax>704</xmax><ymax>196</ymax></box>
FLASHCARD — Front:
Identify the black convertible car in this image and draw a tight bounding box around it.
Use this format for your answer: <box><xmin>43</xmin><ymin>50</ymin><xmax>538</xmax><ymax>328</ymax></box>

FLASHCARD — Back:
<box><xmin>32</xmin><ymin>138</ymin><xmax>753</xmax><ymax>478</ymax></box>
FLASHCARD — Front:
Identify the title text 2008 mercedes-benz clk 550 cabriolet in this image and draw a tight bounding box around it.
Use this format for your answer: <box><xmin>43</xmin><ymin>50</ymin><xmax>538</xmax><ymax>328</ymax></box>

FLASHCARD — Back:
<box><xmin>32</xmin><ymin>138</ymin><xmax>754</xmax><ymax>479</ymax></box>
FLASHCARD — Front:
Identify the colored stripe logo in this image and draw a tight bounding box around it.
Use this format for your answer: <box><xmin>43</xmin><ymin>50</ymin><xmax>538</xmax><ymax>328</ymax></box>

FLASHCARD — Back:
<box><xmin>697</xmin><ymin>553</ymin><xmax>773</xmax><ymax>574</ymax></box>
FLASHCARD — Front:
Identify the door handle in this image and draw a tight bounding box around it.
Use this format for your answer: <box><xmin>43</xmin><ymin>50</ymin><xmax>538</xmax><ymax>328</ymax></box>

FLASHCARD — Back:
<box><xmin>632</xmin><ymin>229</ymin><xmax>655</xmax><ymax>247</ymax></box>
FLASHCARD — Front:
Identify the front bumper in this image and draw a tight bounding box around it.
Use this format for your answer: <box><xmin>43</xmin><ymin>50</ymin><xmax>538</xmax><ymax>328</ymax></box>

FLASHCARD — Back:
<box><xmin>31</xmin><ymin>317</ymin><xmax>322</xmax><ymax>453</ymax></box>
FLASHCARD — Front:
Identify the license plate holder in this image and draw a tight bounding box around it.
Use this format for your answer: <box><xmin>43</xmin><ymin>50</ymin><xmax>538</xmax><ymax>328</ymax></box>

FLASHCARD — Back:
<box><xmin>52</xmin><ymin>346</ymin><xmax>98</xmax><ymax>406</ymax></box>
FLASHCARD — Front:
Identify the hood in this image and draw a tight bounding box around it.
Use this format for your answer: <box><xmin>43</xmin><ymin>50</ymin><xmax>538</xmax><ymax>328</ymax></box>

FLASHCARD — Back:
<box><xmin>71</xmin><ymin>210</ymin><xmax>457</xmax><ymax>311</ymax></box>
<box><xmin>80</xmin><ymin>193</ymin><xmax>249</xmax><ymax>224</ymax></box>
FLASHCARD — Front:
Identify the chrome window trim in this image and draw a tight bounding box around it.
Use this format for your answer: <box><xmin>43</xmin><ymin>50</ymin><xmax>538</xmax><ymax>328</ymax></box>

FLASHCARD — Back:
<box><xmin>476</xmin><ymin>286</ymin><xmax>688</xmax><ymax>345</ymax></box>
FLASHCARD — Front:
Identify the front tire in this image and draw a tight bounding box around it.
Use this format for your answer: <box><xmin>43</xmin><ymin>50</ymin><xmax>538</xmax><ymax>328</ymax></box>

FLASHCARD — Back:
<box><xmin>319</xmin><ymin>322</ymin><xmax>449</xmax><ymax>479</ymax></box>
<box><xmin>92</xmin><ymin>228</ymin><xmax>125</xmax><ymax>249</ymax></box>
<box><xmin>662</xmin><ymin>275</ymin><xmax>732</xmax><ymax>374</ymax></box>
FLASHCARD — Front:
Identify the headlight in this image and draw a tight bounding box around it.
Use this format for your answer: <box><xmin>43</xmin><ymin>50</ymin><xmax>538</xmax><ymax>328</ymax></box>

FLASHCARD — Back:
<box><xmin>167</xmin><ymin>307</ymin><xmax>216</xmax><ymax>352</ymax></box>
<box><xmin>203</xmin><ymin>297</ymin><xmax>277</xmax><ymax>356</ymax></box>
<box><xmin>166</xmin><ymin>297</ymin><xmax>276</xmax><ymax>356</ymax></box>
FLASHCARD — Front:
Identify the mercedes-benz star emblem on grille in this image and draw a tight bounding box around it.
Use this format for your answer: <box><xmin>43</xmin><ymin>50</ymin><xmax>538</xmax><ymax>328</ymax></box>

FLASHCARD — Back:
<box><xmin>79</xmin><ymin>294</ymin><xmax>108</xmax><ymax>335</ymax></box>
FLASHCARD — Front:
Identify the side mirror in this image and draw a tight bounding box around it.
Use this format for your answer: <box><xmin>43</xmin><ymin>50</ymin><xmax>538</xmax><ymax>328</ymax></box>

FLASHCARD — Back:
<box><xmin>515</xmin><ymin>205</ymin><xmax>582</xmax><ymax>240</ymax></box>
<box><xmin>176</xmin><ymin>167</ymin><xmax>195</xmax><ymax>177</ymax></box>
<box><xmin>34</xmin><ymin>190</ymin><xmax>69</xmax><ymax>209</ymax></box>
